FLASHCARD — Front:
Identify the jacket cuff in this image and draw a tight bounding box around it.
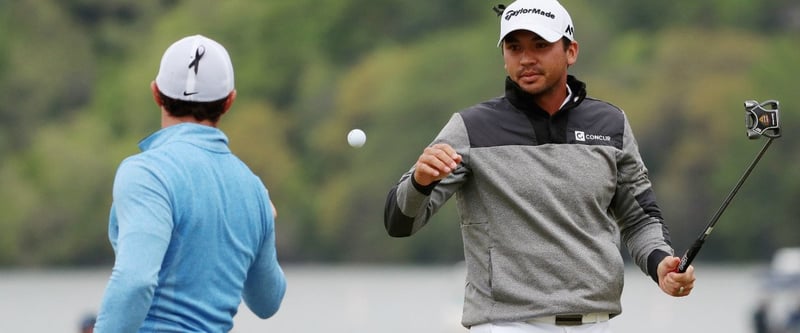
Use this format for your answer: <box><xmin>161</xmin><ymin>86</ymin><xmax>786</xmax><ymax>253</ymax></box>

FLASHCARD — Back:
<box><xmin>647</xmin><ymin>249</ymin><xmax>671</xmax><ymax>283</ymax></box>
<box><xmin>410</xmin><ymin>171</ymin><xmax>439</xmax><ymax>195</ymax></box>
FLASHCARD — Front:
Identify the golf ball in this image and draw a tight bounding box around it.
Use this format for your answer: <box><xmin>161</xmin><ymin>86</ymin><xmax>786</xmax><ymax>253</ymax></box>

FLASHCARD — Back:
<box><xmin>347</xmin><ymin>129</ymin><xmax>366</xmax><ymax>148</ymax></box>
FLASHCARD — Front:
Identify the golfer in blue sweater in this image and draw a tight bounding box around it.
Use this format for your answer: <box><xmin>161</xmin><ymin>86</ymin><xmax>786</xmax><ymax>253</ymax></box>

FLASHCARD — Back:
<box><xmin>94</xmin><ymin>35</ymin><xmax>286</xmax><ymax>332</ymax></box>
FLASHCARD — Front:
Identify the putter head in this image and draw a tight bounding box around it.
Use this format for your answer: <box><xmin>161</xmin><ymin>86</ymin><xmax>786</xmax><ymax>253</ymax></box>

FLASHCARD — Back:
<box><xmin>744</xmin><ymin>100</ymin><xmax>781</xmax><ymax>139</ymax></box>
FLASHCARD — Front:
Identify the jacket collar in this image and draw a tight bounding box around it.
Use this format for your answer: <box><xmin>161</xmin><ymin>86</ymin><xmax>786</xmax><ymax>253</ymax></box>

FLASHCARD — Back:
<box><xmin>139</xmin><ymin>123</ymin><xmax>230</xmax><ymax>153</ymax></box>
<box><xmin>505</xmin><ymin>75</ymin><xmax>587</xmax><ymax>114</ymax></box>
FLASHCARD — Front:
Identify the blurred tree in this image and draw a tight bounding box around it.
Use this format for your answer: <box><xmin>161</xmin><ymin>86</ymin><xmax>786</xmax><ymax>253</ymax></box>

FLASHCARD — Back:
<box><xmin>0</xmin><ymin>1</ymin><xmax>93</xmax><ymax>151</ymax></box>
<box><xmin>317</xmin><ymin>0</ymin><xmax>487</xmax><ymax>65</ymax></box>
<box><xmin>4</xmin><ymin>117</ymin><xmax>118</xmax><ymax>266</ymax></box>
<box><xmin>601</xmin><ymin>0</ymin><xmax>799</xmax><ymax>32</ymax></box>
<box><xmin>1</xmin><ymin>0</ymin><xmax>799</xmax><ymax>266</ymax></box>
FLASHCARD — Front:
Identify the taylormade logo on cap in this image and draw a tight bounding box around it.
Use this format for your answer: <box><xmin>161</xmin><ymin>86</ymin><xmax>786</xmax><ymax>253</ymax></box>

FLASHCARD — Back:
<box><xmin>504</xmin><ymin>8</ymin><xmax>555</xmax><ymax>21</ymax></box>
<box><xmin>498</xmin><ymin>0</ymin><xmax>574</xmax><ymax>46</ymax></box>
<box><xmin>155</xmin><ymin>35</ymin><xmax>234</xmax><ymax>102</ymax></box>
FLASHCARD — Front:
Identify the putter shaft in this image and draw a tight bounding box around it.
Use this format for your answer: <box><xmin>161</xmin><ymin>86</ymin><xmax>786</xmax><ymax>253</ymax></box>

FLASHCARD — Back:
<box><xmin>677</xmin><ymin>137</ymin><xmax>775</xmax><ymax>273</ymax></box>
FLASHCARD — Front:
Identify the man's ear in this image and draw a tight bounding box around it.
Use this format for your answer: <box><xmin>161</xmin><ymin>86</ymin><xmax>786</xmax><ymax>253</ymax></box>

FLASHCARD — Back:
<box><xmin>151</xmin><ymin>81</ymin><xmax>163</xmax><ymax>107</ymax></box>
<box><xmin>567</xmin><ymin>41</ymin><xmax>579</xmax><ymax>67</ymax></box>
<box><xmin>222</xmin><ymin>90</ymin><xmax>237</xmax><ymax>114</ymax></box>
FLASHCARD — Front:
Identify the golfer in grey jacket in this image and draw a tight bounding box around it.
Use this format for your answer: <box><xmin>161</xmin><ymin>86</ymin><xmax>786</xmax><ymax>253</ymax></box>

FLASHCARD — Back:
<box><xmin>383</xmin><ymin>0</ymin><xmax>696</xmax><ymax>332</ymax></box>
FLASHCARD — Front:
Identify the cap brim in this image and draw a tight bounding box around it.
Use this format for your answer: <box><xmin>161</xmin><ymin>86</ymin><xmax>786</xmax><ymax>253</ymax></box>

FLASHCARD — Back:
<box><xmin>497</xmin><ymin>27</ymin><xmax>564</xmax><ymax>47</ymax></box>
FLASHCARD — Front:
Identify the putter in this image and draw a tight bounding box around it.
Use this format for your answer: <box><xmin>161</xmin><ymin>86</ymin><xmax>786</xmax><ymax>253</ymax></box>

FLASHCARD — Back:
<box><xmin>676</xmin><ymin>100</ymin><xmax>781</xmax><ymax>273</ymax></box>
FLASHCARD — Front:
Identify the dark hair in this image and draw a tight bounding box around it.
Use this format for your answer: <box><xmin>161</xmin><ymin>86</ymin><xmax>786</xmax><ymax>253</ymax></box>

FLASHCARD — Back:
<box><xmin>559</xmin><ymin>37</ymin><xmax>572</xmax><ymax>50</ymax></box>
<box><xmin>158</xmin><ymin>91</ymin><xmax>228</xmax><ymax>123</ymax></box>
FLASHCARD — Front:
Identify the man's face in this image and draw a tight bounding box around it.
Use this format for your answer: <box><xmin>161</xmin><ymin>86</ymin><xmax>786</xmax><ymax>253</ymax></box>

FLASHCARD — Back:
<box><xmin>502</xmin><ymin>30</ymin><xmax>578</xmax><ymax>96</ymax></box>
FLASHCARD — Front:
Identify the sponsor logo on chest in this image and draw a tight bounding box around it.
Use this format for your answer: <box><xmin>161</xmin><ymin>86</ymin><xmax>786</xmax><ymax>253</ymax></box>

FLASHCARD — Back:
<box><xmin>574</xmin><ymin>130</ymin><xmax>611</xmax><ymax>142</ymax></box>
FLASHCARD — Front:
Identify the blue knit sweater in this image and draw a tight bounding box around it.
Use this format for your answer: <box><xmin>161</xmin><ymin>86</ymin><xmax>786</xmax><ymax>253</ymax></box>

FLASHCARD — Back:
<box><xmin>95</xmin><ymin>123</ymin><xmax>286</xmax><ymax>332</ymax></box>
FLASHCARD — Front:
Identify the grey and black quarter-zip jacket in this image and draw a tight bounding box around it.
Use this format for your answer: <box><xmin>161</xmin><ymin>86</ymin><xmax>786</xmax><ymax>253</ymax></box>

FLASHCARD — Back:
<box><xmin>384</xmin><ymin>75</ymin><xmax>674</xmax><ymax>328</ymax></box>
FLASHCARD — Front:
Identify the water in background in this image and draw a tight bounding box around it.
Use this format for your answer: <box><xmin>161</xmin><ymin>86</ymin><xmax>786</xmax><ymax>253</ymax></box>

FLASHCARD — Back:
<box><xmin>0</xmin><ymin>264</ymin><xmax>768</xmax><ymax>333</ymax></box>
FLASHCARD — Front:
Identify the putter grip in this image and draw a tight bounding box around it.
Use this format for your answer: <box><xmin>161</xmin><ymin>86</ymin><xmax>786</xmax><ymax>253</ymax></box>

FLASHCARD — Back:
<box><xmin>677</xmin><ymin>239</ymin><xmax>704</xmax><ymax>273</ymax></box>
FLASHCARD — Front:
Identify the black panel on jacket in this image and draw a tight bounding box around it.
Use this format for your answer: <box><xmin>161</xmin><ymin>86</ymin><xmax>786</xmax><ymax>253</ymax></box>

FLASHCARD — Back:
<box><xmin>461</xmin><ymin>75</ymin><xmax>626</xmax><ymax>150</ymax></box>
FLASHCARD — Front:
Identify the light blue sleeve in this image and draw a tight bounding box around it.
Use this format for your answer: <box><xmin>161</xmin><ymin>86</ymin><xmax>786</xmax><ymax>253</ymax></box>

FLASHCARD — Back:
<box><xmin>241</xmin><ymin>192</ymin><xmax>286</xmax><ymax>319</ymax></box>
<box><xmin>94</xmin><ymin>158</ymin><xmax>173</xmax><ymax>333</ymax></box>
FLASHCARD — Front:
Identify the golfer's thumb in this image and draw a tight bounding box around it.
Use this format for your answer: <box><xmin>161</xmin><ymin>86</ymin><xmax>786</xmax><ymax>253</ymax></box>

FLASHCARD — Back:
<box><xmin>666</xmin><ymin>256</ymin><xmax>682</xmax><ymax>271</ymax></box>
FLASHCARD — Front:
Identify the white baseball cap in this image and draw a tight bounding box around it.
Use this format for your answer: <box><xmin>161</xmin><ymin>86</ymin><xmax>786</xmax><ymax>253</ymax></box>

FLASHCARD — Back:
<box><xmin>497</xmin><ymin>0</ymin><xmax>575</xmax><ymax>46</ymax></box>
<box><xmin>155</xmin><ymin>35</ymin><xmax>234</xmax><ymax>102</ymax></box>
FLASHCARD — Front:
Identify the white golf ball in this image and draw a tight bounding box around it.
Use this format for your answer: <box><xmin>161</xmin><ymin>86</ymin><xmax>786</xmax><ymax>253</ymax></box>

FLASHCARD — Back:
<box><xmin>347</xmin><ymin>129</ymin><xmax>366</xmax><ymax>148</ymax></box>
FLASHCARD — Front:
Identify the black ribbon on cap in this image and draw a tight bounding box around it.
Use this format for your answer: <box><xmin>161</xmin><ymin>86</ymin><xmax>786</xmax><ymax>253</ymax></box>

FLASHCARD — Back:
<box><xmin>492</xmin><ymin>4</ymin><xmax>506</xmax><ymax>16</ymax></box>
